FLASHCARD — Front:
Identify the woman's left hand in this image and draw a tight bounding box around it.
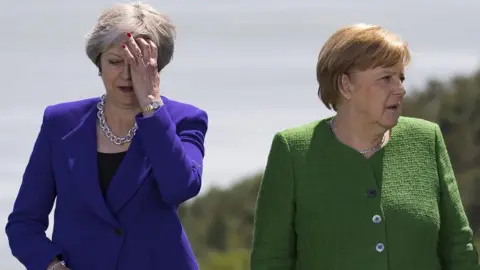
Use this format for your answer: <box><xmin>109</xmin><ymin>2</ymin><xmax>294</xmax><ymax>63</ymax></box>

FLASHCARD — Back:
<box><xmin>123</xmin><ymin>32</ymin><xmax>160</xmax><ymax>107</ymax></box>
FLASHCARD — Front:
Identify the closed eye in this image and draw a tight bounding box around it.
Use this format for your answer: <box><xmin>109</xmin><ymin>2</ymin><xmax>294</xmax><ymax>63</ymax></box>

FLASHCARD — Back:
<box><xmin>108</xmin><ymin>60</ymin><xmax>124</xmax><ymax>65</ymax></box>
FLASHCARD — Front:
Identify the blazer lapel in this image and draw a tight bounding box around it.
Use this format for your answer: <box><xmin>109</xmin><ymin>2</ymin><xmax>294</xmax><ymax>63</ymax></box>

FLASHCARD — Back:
<box><xmin>61</xmin><ymin>105</ymin><xmax>119</xmax><ymax>227</ymax></box>
<box><xmin>105</xmin><ymin>136</ymin><xmax>151</xmax><ymax>214</ymax></box>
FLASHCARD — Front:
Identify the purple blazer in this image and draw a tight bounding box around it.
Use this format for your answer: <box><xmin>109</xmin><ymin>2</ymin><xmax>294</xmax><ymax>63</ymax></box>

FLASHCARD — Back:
<box><xmin>5</xmin><ymin>96</ymin><xmax>208</xmax><ymax>270</ymax></box>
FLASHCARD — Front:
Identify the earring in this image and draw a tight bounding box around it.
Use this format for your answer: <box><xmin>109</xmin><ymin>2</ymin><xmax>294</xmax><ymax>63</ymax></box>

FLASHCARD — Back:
<box><xmin>98</xmin><ymin>71</ymin><xmax>102</xmax><ymax>76</ymax></box>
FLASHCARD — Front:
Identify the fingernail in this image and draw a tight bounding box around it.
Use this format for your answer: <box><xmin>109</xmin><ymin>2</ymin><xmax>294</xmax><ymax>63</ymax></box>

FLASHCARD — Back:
<box><xmin>122</xmin><ymin>44</ymin><xmax>126</xmax><ymax>48</ymax></box>
<box><xmin>127</xmin><ymin>32</ymin><xmax>132</xmax><ymax>38</ymax></box>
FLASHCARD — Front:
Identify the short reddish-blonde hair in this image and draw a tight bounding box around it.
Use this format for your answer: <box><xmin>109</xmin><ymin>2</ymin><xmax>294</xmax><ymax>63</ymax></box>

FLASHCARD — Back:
<box><xmin>316</xmin><ymin>24</ymin><xmax>411</xmax><ymax>110</ymax></box>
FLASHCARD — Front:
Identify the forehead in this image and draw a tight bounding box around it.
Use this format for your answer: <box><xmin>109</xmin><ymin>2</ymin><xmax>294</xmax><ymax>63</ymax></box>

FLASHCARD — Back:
<box><xmin>356</xmin><ymin>65</ymin><xmax>405</xmax><ymax>76</ymax></box>
<box><xmin>102</xmin><ymin>34</ymin><xmax>152</xmax><ymax>57</ymax></box>
<box><xmin>370</xmin><ymin>65</ymin><xmax>405</xmax><ymax>74</ymax></box>
<box><xmin>103</xmin><ymin>43</ymin><xmax>124</xmax><ymax>57</ymax></box>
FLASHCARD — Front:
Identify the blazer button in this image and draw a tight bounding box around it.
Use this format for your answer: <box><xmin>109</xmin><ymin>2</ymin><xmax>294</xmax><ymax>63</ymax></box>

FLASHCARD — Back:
<box><xmin>372</xmin><ymin>214</ymin><xmax>382</xmax><ymax>224</ymax></box>
<box><xmin>376</xmin><ymin>243</ymin><xmax>385</xmax><ymax>252</ymax></box>
<box><xmin>114</xmin><ymin>228</ymin><xmax>123</xmax><ymax>236</ymax></box>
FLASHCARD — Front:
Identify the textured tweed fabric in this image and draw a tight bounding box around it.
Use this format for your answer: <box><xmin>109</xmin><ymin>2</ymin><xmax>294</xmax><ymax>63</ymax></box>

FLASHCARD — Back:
<box><xmin>251</xmin><ymin>116</ymin><xmax>479</xmax><ymax>270</ymax></box>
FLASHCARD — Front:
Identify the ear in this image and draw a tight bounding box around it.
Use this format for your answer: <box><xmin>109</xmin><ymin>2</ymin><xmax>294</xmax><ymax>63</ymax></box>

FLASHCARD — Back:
<box><xmin>338</xmin><ymin>74</ymin><xmax>352</xmax><ymax>100</ymax></box>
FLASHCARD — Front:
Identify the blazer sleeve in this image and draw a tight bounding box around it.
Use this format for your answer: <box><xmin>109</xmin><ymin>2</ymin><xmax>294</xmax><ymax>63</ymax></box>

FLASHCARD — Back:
<box><xmin>5</xmin><ymin>108</ymin><xmax>66</xmax><ymax>270</ymax></box>
<box><xmin>435</xmin><ymin>125</ymin><xmax>480</xmax><ymax>269</ymax></box>
<box><xmin>250</xmin><ymin>132</ymin><xmax>296</xmax><ymax>270</ymax></box>
<box><xmin>135</xmin><ymin>105</ymin><xmax>208</xmax><ymax>206</ymax></box>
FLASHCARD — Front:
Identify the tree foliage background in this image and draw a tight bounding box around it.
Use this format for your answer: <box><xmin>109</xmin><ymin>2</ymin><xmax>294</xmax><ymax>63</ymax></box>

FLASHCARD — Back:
<box><xmin>179</xmin><ymin>69</ymin><xmax>480</xmax><ymax>269</ymax></box>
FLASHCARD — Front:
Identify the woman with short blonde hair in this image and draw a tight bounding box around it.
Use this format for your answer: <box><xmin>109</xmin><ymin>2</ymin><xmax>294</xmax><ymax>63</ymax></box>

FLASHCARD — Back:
<box><xmin>317</xmin><ymin>24</ymin><xmax>410</xmax><ymax>111</ymax></box>
<box><xmin>251</xmin><ymin>24</ymin><xmax>479</xmax><ymax>269</ymax></box>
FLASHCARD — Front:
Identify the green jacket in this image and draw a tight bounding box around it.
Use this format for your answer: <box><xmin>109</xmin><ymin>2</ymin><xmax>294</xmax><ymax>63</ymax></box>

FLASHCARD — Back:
<box><xmin>251</xmin><ymin>117</ymin><xmax>479</xmax><ymax>270</ymax></box>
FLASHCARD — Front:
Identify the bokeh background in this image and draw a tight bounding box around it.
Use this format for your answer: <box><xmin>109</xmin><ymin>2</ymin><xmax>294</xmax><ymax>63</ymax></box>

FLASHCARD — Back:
<box><xmin>1</xmin><ymin>0</ymin><xmax>479</xmax><ymax>269</ymax></box>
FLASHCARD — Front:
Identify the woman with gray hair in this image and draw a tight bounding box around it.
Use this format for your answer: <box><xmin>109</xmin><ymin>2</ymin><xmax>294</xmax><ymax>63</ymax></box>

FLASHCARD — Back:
<box><xmin>5</xmin><ymin>2</ymin><xmax>207</xmax><ymax>270</ymax></box>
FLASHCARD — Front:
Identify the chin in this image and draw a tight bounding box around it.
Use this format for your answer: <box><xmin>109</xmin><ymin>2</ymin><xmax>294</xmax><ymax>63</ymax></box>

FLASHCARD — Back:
<box><xmin>113</xmin><ymin>94</ymin><xmax>138</xmax><ymax>109</ymax></box>
<box><xmin>378</xmin><ymin>107</ymin><xmax>402</xmax><ymax>129</ymax></box>
<box><xmin>379</xmin><ymin>116</ymin><xmax>399</xmax><ymax>130</ymax></box>
<box><xmin>119</xmin><ymin>91</ymin><xmax>137</xmax><ymax>100</ymax></box>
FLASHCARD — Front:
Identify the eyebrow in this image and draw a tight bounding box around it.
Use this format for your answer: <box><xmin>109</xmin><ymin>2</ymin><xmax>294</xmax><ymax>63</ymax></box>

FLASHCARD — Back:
<box><xmin>381</xmin><ymin>69</ymin><xmax>404</xmax><ymax>76</ymax></box>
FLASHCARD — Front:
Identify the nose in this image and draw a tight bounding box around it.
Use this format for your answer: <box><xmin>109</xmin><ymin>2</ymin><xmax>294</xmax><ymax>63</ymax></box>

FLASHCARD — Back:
<box><xmin>392</xmin><ymin>77</ymin><xmax>406</xmax><ymax>97</ymax></box>
<box><xmin>392</xmin><ymin>85</ymin><xmax>406</xmax><ymax>97</ymax></box>
<box><xmin>121</xmin><ymin>63</ymin><xmax>131</xmax><ymax>80</ymax></box>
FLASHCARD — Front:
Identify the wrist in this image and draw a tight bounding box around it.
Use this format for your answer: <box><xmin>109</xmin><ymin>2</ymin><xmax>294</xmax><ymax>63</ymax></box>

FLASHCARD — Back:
<box><xmin>139</xmin><ymin>97</ymin><xmax>163</xmax><ymax>117</ymax></box>
<box><xmin>137</xmin><ymin>93</ymin><xmax>160</xmax><ymax>108</ymax></box>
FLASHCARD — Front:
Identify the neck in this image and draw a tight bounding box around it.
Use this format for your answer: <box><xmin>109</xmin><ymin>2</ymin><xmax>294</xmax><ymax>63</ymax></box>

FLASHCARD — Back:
<box><xmin>332</xmin><ymin>108</ymin><xmax>387</xmax><ymax>152</ymax></box>
<box><xmin>103</xmin><ymin>101</ymin><xmax>138</xmax><ymax>136</ymax></box>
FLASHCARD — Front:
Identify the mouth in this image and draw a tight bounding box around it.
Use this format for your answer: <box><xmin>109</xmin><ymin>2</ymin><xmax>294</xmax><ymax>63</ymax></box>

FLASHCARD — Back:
<box><xmin>386</xmin><ymin>104</ymin><xmax>400</xmax><ymax>110</ymax></box>
<box><xmin>118</xmin><ymin>86</ymin><xmax>134</xmax><ymax>92</ymax></box>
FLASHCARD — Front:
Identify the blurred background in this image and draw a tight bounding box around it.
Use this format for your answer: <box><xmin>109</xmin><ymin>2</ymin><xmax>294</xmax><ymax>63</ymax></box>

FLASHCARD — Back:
<box><xmin>1</xmin><ymin>0</ymin><xmax>479</xmax><ymax>269</ymax></box>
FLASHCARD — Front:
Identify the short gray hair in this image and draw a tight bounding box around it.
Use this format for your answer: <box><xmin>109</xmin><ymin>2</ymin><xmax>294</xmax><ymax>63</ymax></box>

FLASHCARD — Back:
<box><xmin>85</xmin><ymin>2</ymin><xmax>176</xmax><ymax>71</ymax></box>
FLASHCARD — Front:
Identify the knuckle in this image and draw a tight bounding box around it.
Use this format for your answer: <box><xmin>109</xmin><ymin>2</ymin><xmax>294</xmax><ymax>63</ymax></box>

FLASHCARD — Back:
<box><xmin>147</xmin><ymin>61</ymin><xmax>157</xmax><ymax>69</ymax></box>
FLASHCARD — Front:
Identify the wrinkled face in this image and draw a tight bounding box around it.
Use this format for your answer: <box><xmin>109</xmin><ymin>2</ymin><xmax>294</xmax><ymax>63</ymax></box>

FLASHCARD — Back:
<box><xmin>99</xmin><ymin>43</ymin><xmax>138</xmax><ymax>109</ymax></box>
<box><xmin>342</xmin><ymin>65</ymin><xmax>406</xmax><ymax>129</ymax></box>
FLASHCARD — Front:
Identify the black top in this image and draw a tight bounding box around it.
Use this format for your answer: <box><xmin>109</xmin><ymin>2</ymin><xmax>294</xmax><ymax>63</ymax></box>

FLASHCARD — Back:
<box><xmin>97</xmin><ymin>151</ymin><xmax>126</xmax><ymax>195</ymax></box>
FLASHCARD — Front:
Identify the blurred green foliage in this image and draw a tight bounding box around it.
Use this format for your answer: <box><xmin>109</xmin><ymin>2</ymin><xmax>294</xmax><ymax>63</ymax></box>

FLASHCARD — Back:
<box><xmin>180</xmin><ymin>69</ymin><xmax>480</xmax><ymax>269</ymax></box>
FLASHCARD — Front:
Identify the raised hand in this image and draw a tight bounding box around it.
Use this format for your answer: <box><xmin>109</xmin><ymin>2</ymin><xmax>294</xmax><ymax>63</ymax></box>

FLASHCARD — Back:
<box><xmin>122</xmin><ymin>32</ymin><xmax>160</xmax><ymax>107</ymax></box>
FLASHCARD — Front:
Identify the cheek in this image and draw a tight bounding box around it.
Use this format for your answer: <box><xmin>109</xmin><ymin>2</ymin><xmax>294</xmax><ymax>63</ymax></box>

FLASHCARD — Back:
<box><xmin>101</xmin><ymin>69</ymin><xmax>122</xmax><ymax>87</ymax></box>
<box><xmin>366</xmin><ymin>88</ymin><xmax>389</xmax><ymax>114</ymax></box>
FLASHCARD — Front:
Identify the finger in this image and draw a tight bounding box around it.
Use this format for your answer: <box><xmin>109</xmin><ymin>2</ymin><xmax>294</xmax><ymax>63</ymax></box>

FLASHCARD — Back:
<box><xmin>122</xmin><ymin>44</ymin><xmax>135</xmax><ymax>65</ymax></box>
<box><xmin>136</xmin><ymin>38</ymin><xmax>151</xmax><ymax>64</ymax></box>
<box><xmin>147</xmin><ymin>40</ymin><xmax>158</xmax><ymax>62</ymax></box>
<box><xmin>126</xmin><ymin>32</ymin><xmax>143</xmax><ymax>62</ymax></box>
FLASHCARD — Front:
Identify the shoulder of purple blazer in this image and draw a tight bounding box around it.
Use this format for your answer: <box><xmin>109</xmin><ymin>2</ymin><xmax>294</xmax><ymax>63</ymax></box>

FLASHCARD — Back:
<box><xmin>44</xmin><ymin>97</ymin><xmax>100</xmax><ymax>120</ymax></box>
<box><xmin>161</xmin><ymin>96</ymin><xmax>208</xmax><ymax>124</ymax></box>
<box><xmin>41</xmin><ymin>97</ymin><xmax>99</xmax><ymax>137</ymax></box>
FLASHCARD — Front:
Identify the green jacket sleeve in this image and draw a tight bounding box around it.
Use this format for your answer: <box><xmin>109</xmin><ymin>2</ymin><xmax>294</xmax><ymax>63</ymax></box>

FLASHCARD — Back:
<box><xmin>435</xmin><ymin>125</ymin><xmax>480</xmax><ymax>269</ymax></box>
<box><xmin>250</xmin><ymin>132</ymin><xmax>296</xmax><ymax>270</ymax></box>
